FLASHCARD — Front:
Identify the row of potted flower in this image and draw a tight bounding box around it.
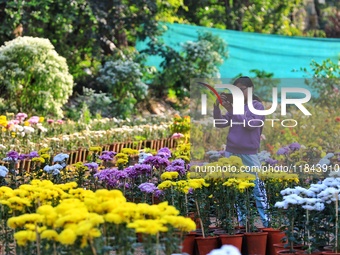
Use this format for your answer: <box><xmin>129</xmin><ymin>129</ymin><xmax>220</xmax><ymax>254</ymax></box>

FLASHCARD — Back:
<box><xmin>0</xmin><ymin>180</ymin><xmax>195</xmax><ymax>255</ymax></box>
<box><xmin>0</xmin><ymin>112</ymin><xmax>174</xmax><ymax>155</ymax></box>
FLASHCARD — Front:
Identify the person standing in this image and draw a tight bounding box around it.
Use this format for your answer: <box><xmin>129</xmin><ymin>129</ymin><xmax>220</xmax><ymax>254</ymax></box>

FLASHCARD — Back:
<box><xmin>213</xmin><ymin>76</ymin><xmax>269</xmax><ymax>228</ymax></box>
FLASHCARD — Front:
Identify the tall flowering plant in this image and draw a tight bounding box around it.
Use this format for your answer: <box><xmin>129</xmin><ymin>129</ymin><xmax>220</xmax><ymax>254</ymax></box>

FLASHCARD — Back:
<box><xmin>274</xmin><ymin>186</ymin><xmax>314</xmax><ymax>252</ymax></box>
<box><xmin>187</xmin><ymin>178</ymin><xmax>210</xmax><ymax>237</ymax></box>
<box><xmin>259</xmin><ymin>172</ymin><xmax>300</xmax><ymax>228</ymax></box>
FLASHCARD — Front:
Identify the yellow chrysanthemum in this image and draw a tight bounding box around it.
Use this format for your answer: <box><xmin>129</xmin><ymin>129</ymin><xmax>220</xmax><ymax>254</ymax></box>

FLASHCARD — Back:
<box><xmin>157</xmin><ymin>180</ymin><xmax>173</xmax><ymax>190</ymax></box>
<box><xmin>14</xmin><ymin>230</ymin><xmax>36</xmax><ymax>246</ymax></box>
<box><xmin>31</xmin><ymin>157</ymin><xmax>45</xmax><ymax>163</ymax></box>
<box><xmin>161</xmin><ymin>171</ymin><xmax>179</xmax><ymax>180</ymax></box>
<box><xmin>89</xmin><ymin>146</ymin><xmax>102</xmax><ymax>152</ymax></box>
<box><xmin>104</xmin><ymin>213</ymin><xmax>124</xmax><ymax>224</ymax></box>
<box><xmin>38</xmin><ymin>148</ymin><xmax>50</xmax><ymax>155</ymax></box>
<box><xmin>41</xmin><ymin>229</ymin><xmax>59</xmax><ymax>241</ymax></box>
<box><xmin>58</xmin><ymin>229</ymin><xmax>77</xmax><ymax>245</ymax></box>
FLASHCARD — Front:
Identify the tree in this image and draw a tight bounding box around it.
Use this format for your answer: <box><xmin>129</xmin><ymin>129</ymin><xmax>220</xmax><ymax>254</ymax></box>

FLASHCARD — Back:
<box><xmin>88</xmin><ymin>0</ymin><xmax>161</xmax><ymax>53</ymax></box>
<box><xmin>0</xmin><ymin>0</ymin><xmax>98</xmax><ymax>79</ymax></box>
<box><xmin>179</xmin><ymin>0</ymin><xmax>306</xmax><ymax>35</ymax></box>
<box><xmin>146</xmin><ymin>31</ymin><xmax>228</xmax><ymax>98</ymax></box>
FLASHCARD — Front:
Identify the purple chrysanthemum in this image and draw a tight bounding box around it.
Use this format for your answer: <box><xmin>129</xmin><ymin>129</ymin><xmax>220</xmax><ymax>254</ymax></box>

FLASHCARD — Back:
<box><xmin>289</xmin><ymin>142</ymin><xmax>301</xmax><ymax>151</ymax></box>
<box><xmin>265</xmin><ymin>158</ymin><xmax>278</xmax><ymax>166</ymax></box>
<box><xmin>157</xmin><ymin>147</ymin><xmax>172</xmax><ymax>158</ymax></box>
<box><xmin>115</xmin><ymin>170</ymin><xmax>128</xmax><ymax>180</ymax></box>
<box><xmin>165</xmin><ymin>159</ymin><xmax>186</xmax><ymax>175</ymax></box>
<box><xmin>18</xmin><ymin>153</ymin><xmax>29</xmax><ymax>161</ymax></box>
<box><xmin>28</xmin><ymin>151</ymin><xmax>39</xmax><ymax>159</ymax></box>
<box><xmin>133</xmin><ymin>164</ymin><xmax>152</xmax><ymax>175</ymax></box>
<box><xmin>138</xmin><ymin>183</ymin><xmax>157</xmax><ymax>193</ymax></box>
<box><xmin>171</xmin><ymin>159</ymin><xmax>185</xmax><ymax>167</ymax></box>
<box><xmin>143</xmin><ymin>156</ymin><xmax>170</xmax><ymax>169</ymax></box>
<box><xmin>124</xmin><ymin>166</ymin><xmax>139</xmax><ymax>178</ymax></box>
<box><xmin>102</xmin><ymin>151</ymin><xmax>117</xmax><ymax>157</ymax></box>
<box><xmin>94</xmin><ymin>169</ymin><xmax>119</xmax><ymax>188</ymax></box>
<box><xmin>99</xmin><ymin>154</ymin><xmax>112</xmax><ymax>161</ymax></box>
<box><xmin>277</xmin><ymin>146</ymin><xmax>290</xmax><ymax>156</ymax></box>
<box><xmin>154</xmin><ymin>189</ymin><xmax>164</xmax><ymax>198</ymax></box>
<box><xmin>6</xmin><ymin>151</ymin><xmax>19</xmax><ymax>161</ymax></box>
<box><xmin>165</xmin><ymin>165</ymin><xmax>186</xmax><ymax>176</ymax></box>
<box><xmin>84</xmin><ymin>162</ymin><xmax>99</xmax><ymax>173</ymax></box>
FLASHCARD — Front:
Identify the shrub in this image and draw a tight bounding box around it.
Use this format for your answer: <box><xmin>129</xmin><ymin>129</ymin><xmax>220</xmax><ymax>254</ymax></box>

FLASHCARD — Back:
<box><xmin>96</xmin><ymin>56</ymin><xmax>148</xmax><ymax>118</ymax></box>
<box><xmin>0</xmin><ymin>36</ymin><xmax>74</xmax><ymax>117</ymax></box>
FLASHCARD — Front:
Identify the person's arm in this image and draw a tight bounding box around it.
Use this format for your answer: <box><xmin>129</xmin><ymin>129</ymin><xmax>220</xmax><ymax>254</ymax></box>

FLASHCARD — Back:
<box><xmin>231</xmin><ymin>101</ymin><xmax>265</xmax><ymax>130</ymax></box>
<box><xmin>213</xmin><ymin>100</ymin><xmax>231</xmax><ymax>128</ymax></box>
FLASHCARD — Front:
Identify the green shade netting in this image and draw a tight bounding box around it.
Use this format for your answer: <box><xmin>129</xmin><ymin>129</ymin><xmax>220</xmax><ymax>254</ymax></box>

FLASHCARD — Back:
<box><xmin>136</xmin><ymin>23</ymin><xmax>340</xmax><ymax>78</ymax></box>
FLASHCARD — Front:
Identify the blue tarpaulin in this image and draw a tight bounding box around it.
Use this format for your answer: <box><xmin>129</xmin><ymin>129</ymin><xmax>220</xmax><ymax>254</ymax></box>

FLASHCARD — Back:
<box><xmin>136</xmin><ymin>23</ymin><xmax>340</xmax><ymax>78</ymax></box>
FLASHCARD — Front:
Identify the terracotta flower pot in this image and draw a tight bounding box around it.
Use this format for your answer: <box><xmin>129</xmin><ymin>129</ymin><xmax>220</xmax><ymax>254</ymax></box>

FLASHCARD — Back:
<box><xmin>273</xmin><ymin>244</ymin><xmax>303</xmax><ymax>255</ymax></box>
<box><xmin>219</xmin><ymin>234</ymin><xmax>243</xmax><ymax>252</ymax></box>
<box><xmin>195</xmin><ymin>236</ymin><xmax>220</xmax><ymax>255</ymax></box>
<box><xmin>181</xmin><ymin>232</ymin><xmax>197</xmax><ymax>255</ymax></box>
<box><xmin>277</xmin><ymin>251</ymin><xmax>299</xmax><ymax>255</ymax></box>
<box><xmin>244</xmin><ymin>232</ymin><xmax>268</xmax><ymax>255</ymax></box>
<box><xmin>262</xmin><ymin>228</ymin><xmax>286</xmax><ymax>255</ymax></box>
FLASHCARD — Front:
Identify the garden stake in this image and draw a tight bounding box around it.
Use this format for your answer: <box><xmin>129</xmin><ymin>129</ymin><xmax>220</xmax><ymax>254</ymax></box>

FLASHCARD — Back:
<box><xmin>35</xmin><ymin>224</ymin><xmax>41</xmax><ymax>255</ymax></box>
<box><xmin>335</xmin><ymin>191</ymin><xmax>339</xmax><ymax>253</ymax></box>
<box><xmin>53</xmin><ymin>241</ymin><xmax>57</xmax><ymax>255</ymax></box>
<box><xmin>89</xmin><ymin>238</ymin><xmax>98</xmax><ymax>255</ymax></box>
<box><xmin>185</xmin><ymin>194</ymin><xmax>189</xmax><ymax>216</ymax></box>
<box><xmin>306</xmin><ymin>209</ymin><xmax>311</xmax><ymax>254</ymax></box>
<box><xmin>195</xmin><ymin>200</ymin><xmax>205</xmax><ymax>238</ymax></box>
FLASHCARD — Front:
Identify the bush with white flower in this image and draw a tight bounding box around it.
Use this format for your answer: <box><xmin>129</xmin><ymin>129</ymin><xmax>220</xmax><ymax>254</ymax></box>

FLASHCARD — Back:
<box><xmin>0</xmin><ymin>36</ymin><xmax>74</xmax><ymax>117</ymax></box>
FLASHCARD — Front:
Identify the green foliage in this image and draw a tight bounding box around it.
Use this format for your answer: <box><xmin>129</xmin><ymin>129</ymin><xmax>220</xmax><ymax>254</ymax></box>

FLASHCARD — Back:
<box><xmin>96</xmin><ymin>53</ymin><xmax>149</xmax><ymax>118</ymax></box>
<box><xmin>241</xmin><ymin>0</ymin><xmax>304</xmax><ymax>35</ymax></box>
<box><xmin>148</xmin><ymin>31</ymin><xmax>228</xmax><ymax>98</ymax></box>
<box><xmin>155</xmin><ymin>0</ymin><xmax>188</xmax><ymax>23</ymax></box>
<box><xmin>88</xmin><ymin>0</ymin><xmax>161</xmax><ymax>48</ymax></box>
<box><xmin>302</xmin><ymin>58</ymin><xmax>340</xmax><ymax>107</ymax></box>
<box><xmin>66</xmin><ymin>87</ymin><xmax>113</xmax><ymax>120</ymax></box>
<box><xmin>0</xmin><ymin>0</ymin><xmax>98</xmax><ymax>80</ymax></box>
<box><xmin>169</xmin><ymin>115</ymin><xmax>190</xmax><ymax>135</ymax></box>
<box><xmin>0</xmin><ymin>36</ymin><xmax>73</xmax><ymax>117</ymax></box>
<box><xmin>178</xmin><ymin>0</ymin><xmax>305</xmax><ymax>36</ymax></box>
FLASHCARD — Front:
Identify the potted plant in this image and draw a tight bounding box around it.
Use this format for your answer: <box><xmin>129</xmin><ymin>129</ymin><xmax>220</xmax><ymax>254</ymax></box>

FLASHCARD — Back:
<box><xmin>315</xmin><ymin>173</ymin><xmax>340</xmax><ymax>254</ymax></box>
<box><xmin>235</xmin><ymin>175</ymin><xmax>268</xmax><ymax>255</ymax></box>
<box><xmin>217</xmin><ymin>175</ymin><xmax>245</xmax><ymax>251</ymax></box>
<box><xmin>185</xmin><ymin>178</ymin><xmax>219</xmax><ymax>255</ymax></box>
<box><xmin>274</xmin><ymin>186</ymin><xmax>309</xmax><ymax>254</ymax></box>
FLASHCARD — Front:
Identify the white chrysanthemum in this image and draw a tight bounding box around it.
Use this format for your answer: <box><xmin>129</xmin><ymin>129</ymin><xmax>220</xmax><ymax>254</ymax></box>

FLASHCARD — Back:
<box><xmin>36</xmin><ymin>123</ymin><xmax>47</xmax><ymax>132</ymax></box>
<box><xmin>274</xmin><ymin>201</ymin><xmax>288</xmax><ymax>209</ymax></box>
<box><xmin>23</xmin><ymin>126</ymin><xmax>35</xmax><ymax>134</ymax></box>
<box><xmin>317</xmin><ymin>187</ymin><xmax>339</xmax><ymax>204</ymax></box>
<box><xmin>280</xmin><ymin>187</ymin><xmax>297</xmax><ymax>196</ymax></box>
<box><xmin>208</xmin><ymin>245</ymin><xmax>241</xmax><ymax>255</ymax></box>
<box><xmin>11</xmin><ymin>124</ymin><xmax>24</xmax><ymax>132</ymax></box>
<box><xmin>309</xmin><ymin>183</ymin><xmax>327</xmax><ymax>193</ymax></box>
